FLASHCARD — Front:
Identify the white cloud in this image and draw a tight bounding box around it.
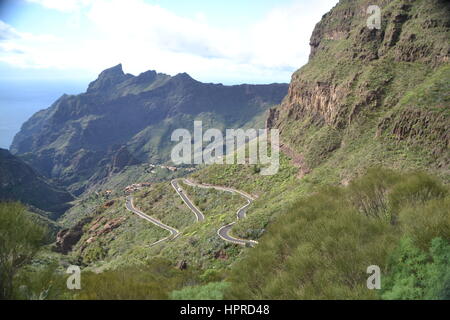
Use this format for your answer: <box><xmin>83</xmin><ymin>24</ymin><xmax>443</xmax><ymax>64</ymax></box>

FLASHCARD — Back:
<box><xmin>26</xmin><ymin>0</ymin><xmax>92</xmax><ymax>12</ymax></box>
<box><xmin>0</xmin><ymin>20</ymin><xmax>21</xmax><ymax>40</ymax></box>
<box><xmin>248</xmin><ymin>1</ymin><xmax>337</xmax><ymax>69</ymax></box>
<box><xmin>3</xmin><ymin>0</ymin><xmax>339</xmax><ymax>83</ymax></box>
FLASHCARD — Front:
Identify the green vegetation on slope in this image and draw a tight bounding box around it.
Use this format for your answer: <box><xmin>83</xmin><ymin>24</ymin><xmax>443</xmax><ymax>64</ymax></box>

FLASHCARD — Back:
<box><xmin>6</xmin><ymin>166</ymin><xmax>449</xmax><ymax>300</ymax></box>
<box><xmin>74</xmin><ymin>258</ymin><xmax>200</xmax><ymax>300</ymax></box>
<box><xmin>170</xmin><ymin>281</ymin><xmax>230</xmax><ymax>300</ymax></box>
<box><xmin>225</xmin><ymin>169</ymin><xmax>449</xmax><ymax>299</ymax></box>
<box><xmin>189</xmin><ymin>153</ymin><xmax>302</xmax><ymax>241</ymax></box>
<box><xmin>381</xmin><ymin>237</ymin><xmax>450</xmax><ymax>300</ymax></box>
<box><xmin>0</xmin><ymin>203</ymin><xmax>48</xmax><ymax>299</ymax></box>
<box><xmin>0</xmin><ymin>149</ymin><xmax>74</xmax><ymax>218</ymax></box>
<box><xmin>271</xmin><ymin>0</ymin><xmax>449</xmax><ymax>184</ymax></box>
<box><xmin>63</xmin><ymin>179</ymin><xmax>250</xmax><ymax>271</ymax></box>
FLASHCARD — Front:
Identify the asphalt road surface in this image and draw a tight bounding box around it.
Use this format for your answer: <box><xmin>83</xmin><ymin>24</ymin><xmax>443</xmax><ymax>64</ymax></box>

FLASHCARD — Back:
<box><xmin>171</xmin><ymin>179</ymin><xmax>205</xmax><ymax>222</ymax></box>
<box><xmin>125</xmin><ymin>196</ymin><xmax>180</xmax><ymax>246</ymax></box>
<box><xmin>176</xmin><ymin>179</ymin><xmax>258</xmax><ymax>247</ymax></box>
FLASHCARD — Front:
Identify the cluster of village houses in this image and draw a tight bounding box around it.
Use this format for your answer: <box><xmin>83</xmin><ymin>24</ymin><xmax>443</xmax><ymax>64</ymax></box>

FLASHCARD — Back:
<box><xmin>123</xmin><ymin>182</ymin><xmax>152</xmax><ymax>193</ymax></box>
<box><xmin>147</xmin><ymin>164</ymin><xmax>196</xmax><ymax>174</ymax></box>
<box><xmin>148</xmin><ymin>164</ymin><xmax>178</xmax><ymax>173</ymax></box>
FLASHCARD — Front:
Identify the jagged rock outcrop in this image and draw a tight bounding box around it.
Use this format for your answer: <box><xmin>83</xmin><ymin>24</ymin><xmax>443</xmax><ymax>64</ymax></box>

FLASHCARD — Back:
<box><xmin>55</xmin><ymin>217</ymin><xmax>92</xmax><ymax>254</ymax></box>
<box><xmin>268</xmin><ymin>0</ymin><xmax>450</xmax><ymax>178</ymax></box>
<box><xmin>79</xmin><ymin>216</ymin><xmax>127</xmax><ymax>250</ymax></box>
<box><xmin>56</xmin><ymin>215</ymin><xmax>127</xmax><ymax>254</ymax></box>
<box><xmin>86</xmin><ymin>64</ymin><xmax>133</xmax><ymax>93</ymax></box>
<box><xmin>11</xmin><ymin>65</ymin><xmax>288</xmax><ymax>195</ymax></box>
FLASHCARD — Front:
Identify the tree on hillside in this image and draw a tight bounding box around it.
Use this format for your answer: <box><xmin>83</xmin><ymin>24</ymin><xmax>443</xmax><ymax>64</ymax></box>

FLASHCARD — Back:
<box><xmin>0</xmin><ymin>202</ymin><xmax>47</xmax><ymax>300</ymax></box>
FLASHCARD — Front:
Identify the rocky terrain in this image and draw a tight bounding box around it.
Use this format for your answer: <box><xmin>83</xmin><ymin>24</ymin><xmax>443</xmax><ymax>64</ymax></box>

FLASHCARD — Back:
<box><xmin>267</xmin><ymin>0</ymin><xmax>449</xmax><ymax>181</ymax></box>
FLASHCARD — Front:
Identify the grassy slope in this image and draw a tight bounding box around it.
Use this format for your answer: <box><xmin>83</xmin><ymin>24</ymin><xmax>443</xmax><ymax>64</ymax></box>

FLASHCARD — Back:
<box><xmin>64</xmin><ymin>179</ymin><xmax>250</xmax><ymax>271</ymax></box>
<box><xmin>225</xmin><ymin>169</ymin><xmax>449</xmax><ymax>299</ymax></box>
<box><xmin>59</xmin><ymin>164</ymin><xmax>196</xmax><ymax>227</ymax></box>
<box><xmin>276</xmin><ymin>0</ymin><xmax>449</xmax><ymax>184</ymax></box>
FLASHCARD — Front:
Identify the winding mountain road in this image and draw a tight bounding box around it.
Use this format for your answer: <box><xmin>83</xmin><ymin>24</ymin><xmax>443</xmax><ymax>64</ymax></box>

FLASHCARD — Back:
<box><xmin>171</xmin><ymin>179</ymin><xmax>205</xmax><ymax>222</ymax></box>
<box><xmin>175</xmin><ymin>179</ymin><xmax>259</xmax><ymax>247</ymax></box>
<box><xmin>125</xmin><ymin>196</ymin><xmax>180</xmax><ymax>247</ymax></box>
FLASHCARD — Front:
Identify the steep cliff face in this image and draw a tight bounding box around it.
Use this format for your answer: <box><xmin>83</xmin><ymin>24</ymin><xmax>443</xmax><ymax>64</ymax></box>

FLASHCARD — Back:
<box><xmin>11</xmin><ymin>65</ymin><xmax>288</xmax><ymax>195</ymax></box>
<box><xmin>269</xmin><ymin>0</ymin><xmax>449</xmax><ymax>180</ymax></box>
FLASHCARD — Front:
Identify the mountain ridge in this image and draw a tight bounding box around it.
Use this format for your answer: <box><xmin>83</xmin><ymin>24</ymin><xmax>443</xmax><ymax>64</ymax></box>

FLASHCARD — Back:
<box><xmin>11</xmin><ymin>66</ymin><xmax>288</xmax><ymax>195</ymax></box>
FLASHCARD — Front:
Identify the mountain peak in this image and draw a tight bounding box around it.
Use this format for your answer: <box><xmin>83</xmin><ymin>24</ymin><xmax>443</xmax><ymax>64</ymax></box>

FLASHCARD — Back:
<box><xmin>103</xmin><ymin>63</ymin><xmax>124</xmax><ymax>75</ymax></box>
<box><xmin>87</xmin><ymin>63</ymin><xmax>131</xmax><ymax>93</ymax></box>
<box><xmin>176</xmin><ymin>72</ymin><xmax>193</xmax><ymax>79</ymax></box>
<box><xmin>171</xmin><ymin>72</ymin><xmax>196</xmax><ymax>84</ymax></box>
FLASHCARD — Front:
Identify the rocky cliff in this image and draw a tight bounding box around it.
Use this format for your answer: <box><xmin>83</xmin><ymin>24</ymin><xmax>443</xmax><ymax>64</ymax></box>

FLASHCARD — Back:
<box><xmin>11</xmin><ymin>65</ymin><xmax>288</xmax><ymax>195</ymax></box>
<box><xmin>268</xmin><ymin>0</ymin><xmax>449</xmax><ymax>181</ymax></box>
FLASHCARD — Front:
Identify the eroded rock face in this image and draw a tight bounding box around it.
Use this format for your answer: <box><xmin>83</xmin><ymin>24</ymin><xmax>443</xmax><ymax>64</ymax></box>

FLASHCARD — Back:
<box><xmin>86</xmin><ymin>64</ymin><xmax>133</xmax><ymax>93</ymax></box>
<box><xmin>268</xmin><ymin>0</ymin><xmax>449</xmax><ymax>173</ymax></box>
<box><xmin>55</xmin><ymin>214</ymin><xmax>126</xmax><ymax>254</ymax></box>
<box><xmin>55</xmin><ymin>218</ymin><xmax>92</xmax><ymax>254</ymax></box>
<box><xmin>77</xmin><ymin>216</ymin><xmax>127</xmax><ymax>252</ymax></box>
<box><xmin>282</xmin><ymin>79</ymin><xmax>350</xmax><ymax>128</ymax></box>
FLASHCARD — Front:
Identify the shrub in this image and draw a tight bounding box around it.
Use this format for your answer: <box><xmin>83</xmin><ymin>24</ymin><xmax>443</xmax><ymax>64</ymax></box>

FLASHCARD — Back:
<box><xmin>226</xmin><ymin>169</ymin><xmax>449</xmax><ymax>300</ymax></box>
<box><xmin>398</xmin><ymin>197</ymin><xmax>450</xmax><ymax>250</ymax></box>
<box><xmin>0</xmin><ymin>202</ymin><xmax>48</xmax><ymax>300</ymax></box>
<box><xmin>388</xmin><ymin>172</ymin><xmax>447</xmax><ymax>221</ymax></box>
<box><xmin>382</xmin><ymin>237</ymin><xmax>450</xmax><ymax>300</ymax></box>
<box><xmin>74</xmin><ymin>258</ymin><xmax>200</xmax><ymax>300</ymax></box>
<box><xmin>170</xmin><ymin>282</ymin><xmax>230</xmax><ymax>300</ymax></box>
<box><xmin>347</xmin><ymin>168</ymin><xmax>400</xmax><ymax>220</ymax></box>
<box><xmin>13</xmin><ymin>263</ymin><xmax>68</xmax><ymax>300</ymax></box>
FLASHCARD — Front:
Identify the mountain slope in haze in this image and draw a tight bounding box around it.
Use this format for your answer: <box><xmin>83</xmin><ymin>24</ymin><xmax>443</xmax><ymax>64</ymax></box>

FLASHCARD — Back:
<box><xmin>0</xmin><ymin>148</ymin><xmax>73</xmax><ymax>217</ymax></box>
<box><xmin>11</xmin><ymin>65</ymin><xmax>288</xmax><ymax>195</ymax></box>
<box><xmin>267</xmin><ymin>0</ymin><xmax>449</xmax><ymax>182</ymax></box>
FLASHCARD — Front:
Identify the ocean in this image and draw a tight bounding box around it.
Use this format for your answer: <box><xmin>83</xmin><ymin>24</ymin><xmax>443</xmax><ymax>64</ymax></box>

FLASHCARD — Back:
<box><xmin>0</xmin><ymin>79</ymin><xmax>88</xmax><ymax>149</ymax></box>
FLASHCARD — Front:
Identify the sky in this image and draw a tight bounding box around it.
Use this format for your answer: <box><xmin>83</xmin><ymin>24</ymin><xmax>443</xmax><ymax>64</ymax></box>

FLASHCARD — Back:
<box><xmin>0</xmin><ymin>0</ymin><xmax>339</xmax><ymax>84</ymax></box>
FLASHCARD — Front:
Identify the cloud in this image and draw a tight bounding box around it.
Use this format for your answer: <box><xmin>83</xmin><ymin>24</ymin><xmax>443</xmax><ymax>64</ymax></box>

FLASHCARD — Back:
<box><xmin>0</xmin><ymin>20</ymin><xmax>21</xmax><ymax>40</ymax></box>
<box><xmin>0</xmin><ymin>21</ymin><xmax>62</xmax><ymax>69</ymax></box>
<box><xmin>4</xmin><ymin>0</ymin><xmax>339</xmax><ymax>83</ymax></box>
<box><xmin>248</xmin><ymin>0</ymin><xmax>338</xmax><ymax>69</ymax></box>
<box><xmin>26</xmin><ymin>0</ymin><xmax>92</xmax><ymax>12</ymax></box>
